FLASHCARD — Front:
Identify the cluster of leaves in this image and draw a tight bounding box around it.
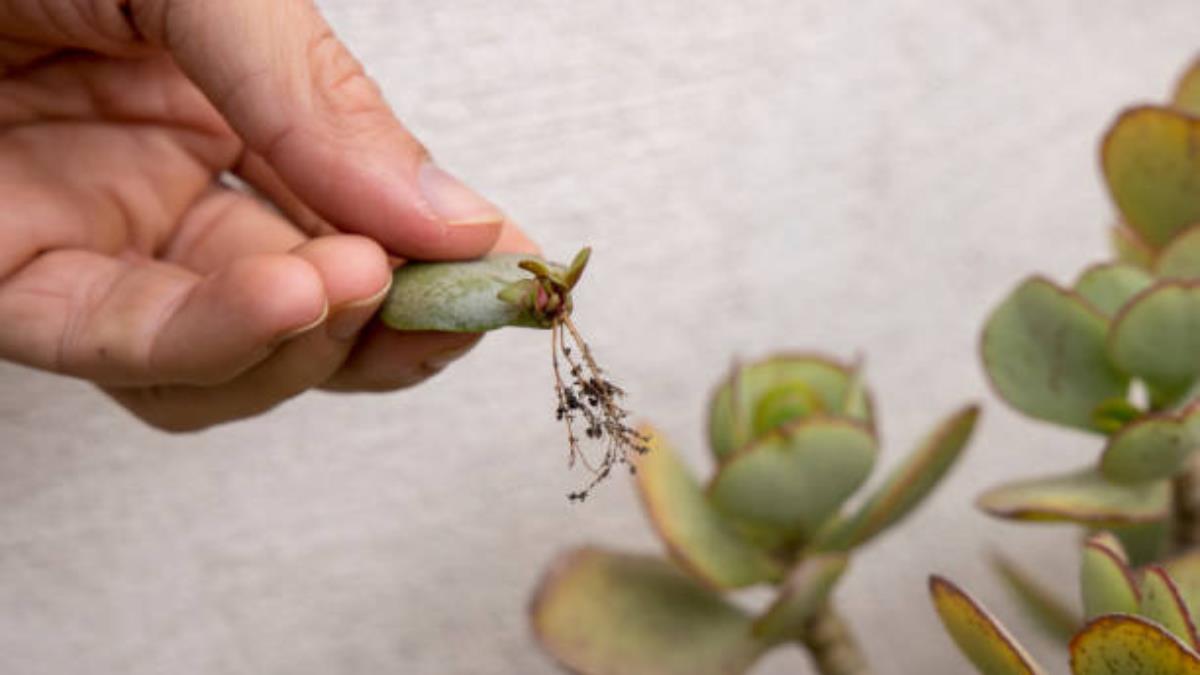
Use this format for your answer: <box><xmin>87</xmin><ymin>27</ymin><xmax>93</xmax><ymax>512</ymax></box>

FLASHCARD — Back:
<box><xmin>927</xmin><ymin>55</ymin><xmax>1200</xmax><ymax>674</ymax></box>
<box><xmin>976</xmin><ymin>58</ymin><xmax>1200</xmax><ymax>560</ymax></box>
<box><xmin>530</xmin><ymin>354</ymin><xmax>978</xmax><ymax>674</ymax></box>
<box><xmin>932</xmin><ymin>533</ymin><xmax>1200</xmax><ymax>674</ymax></box>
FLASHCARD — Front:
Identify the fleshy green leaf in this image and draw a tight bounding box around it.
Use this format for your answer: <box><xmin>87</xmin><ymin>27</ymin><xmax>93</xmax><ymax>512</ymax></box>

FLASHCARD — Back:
<box><xmin>814</xmin><ymin>404</ymin><xmax>978</xmax><ymax>551</ymax></box>
<box><xmin>1157</xmin><ymin>225</ymin><xmax>1200</xmax><ymax>279</ymax></box>
<box><xmin>708</xmin><ymin>355</ymin><xmax>868</xmax><ymax>461</ymax></box>
<box><xmin>708</xmin><ymin>419</ymin><xmax>877</xmax><ymax>543</ymax></box>
<box><xmin>752</xmin><ymin>553</ymin><xmax>848</xmax><ymax>644</ymax></box>
<box><xmin>1081</xmin><ymin>534</ymin><xmax>1140</xmax><ymax>620</ymax></box>
<box><xmin>1113</xmin><ymin>225</ymin><xmax>1155</xmax><ymax>270</ymax></box>
<box><xmin>1088</xmin><ymin>531</ymin><xmax>1130</xmax><ymax>561</ymax></box>
<box><xmin>1140</xmin><ymin>566</ymin><xmax>1200</xmax><ymax>650</ymax></box>
<box><xmin>530</xmin><ymin>547</ymin><xmax>766</xmax><ymax>675</ymax></box>
<box><xmin>981</xmin><ymin>277</ymin><xmax>1128</xmax><ymax>432</ymax></box>
<box><xmin>632</xmin><ymin>428</ymin><xmax>783</xmax><ymax>589</ymax></box>
<box><xmin>840</xmin><ymin>361</ymin><xmax>871</xmax><ymax>421</ymax></box>
<box><xmin>1075</xmin><ymin>263</ymin><xmax>1155</xmax><ymax>317</ymax></box>
<box><xmin>991</xmin><ymin>552</ymin><xmax>1081</xmax><ymax>645</ymax></box>
<box><xmin>1101</xmin><ymin>416</ymin><xmax>1197</xmax><ymax>484</ymax></box>
<box><xmin>1163</xmin><ymin>551</ymin><xmax>1200</xmax><ymax>621</ymax></box>
<box><xmin>929</xmin><ymin>576</ymin><xmax>1047</xmax><ymax>675</ymax></box>
<box><xmin>1110</xmin><ymin>521</ymin><xmax>1171</xmax><ymax>568</ymax></box>
<box><xmin>381</xmin><ymin>254</ymin><xmax>564</xmax><ymax>331</ymax></box>
<box><xmin>977</xmin><ymin>468</ymin><xmax>1169</xmax><ymax>526</ymax></box>
<box><xmin>1109</xmin><ymin>281</ymin><xmax>1200</xmax><ymax>403</ymax></box>
<box><xmin>1070</xmin><ymin>614</ymin><xmax>1200</xmax><ymax>674</ymax></box>
<box><xmin>1103</xmin><ymin>106</ymin><xmax>1200</xmax><ymax>249</ymax></box>
<box><xmin>1173</xmin><ymin>57</ymin><xmax>1200</xmax><ymax>117</ymax></box>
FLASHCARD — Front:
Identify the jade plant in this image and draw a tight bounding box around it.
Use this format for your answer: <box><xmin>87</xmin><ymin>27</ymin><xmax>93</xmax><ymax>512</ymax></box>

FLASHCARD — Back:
<box><xmin>380</xmin><ymin>247</ymin><xmax>648</xmax><ymax>499</ymax></box>
<box><xmin>528</xmin><ymin>354</ymin><xmax>979</xmax><ymax>674</ymax></box>
<box><xmin>923</xmin><ymin>54</ymin><xmax>1200</xmax><ymax>673</ymax></box>
<box><xmin>977</xmin><ymin>56</ymin><xmax>1200</xmax><ymax>563</ymax></box>
<box><xmin>931</xmin><ymin>532</ymin><xmax>1200</xmax><ymax>674</ymax></box>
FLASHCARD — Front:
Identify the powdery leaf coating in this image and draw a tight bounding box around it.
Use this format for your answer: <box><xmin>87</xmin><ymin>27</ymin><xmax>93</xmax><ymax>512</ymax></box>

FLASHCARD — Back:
<box><xmin>977</xmin><ymin>468</ymin><xmax>1170</xmax><ymax>526</ymax></box>
<box><xmin>751</xmin><ymin>553</ymin><xmax>848</xmax><ymax>644</ymax></box>
<box><xmin>1101</xmin><ymin>416</ymin><xmax>1198</xmax><ymax>484</ymax></box>
<box><xmin>814</xmin><ymin>404</ymin><xmax>978</xmax><ymax>551</ymax></box>
<box><xmin>707</xmin><ymin>354</ymin><xmax>871</xmax><ymax>462</ymax></box>
<box><xmin>929</xmin><ymin>576</ymin><xmax>1046</xmax><ymax>675</ymax></box>
<box><xmin>707</xmin><ymin>418</ymin><xmax>877</xmax><ymax>543</ymax></box>
<box><xmin>1156</xmin><ymin>224</ymin><xmax>1200</xmax><ymax>279</ymax></box>
<box><xmin>529</xmin><ymin>547</ymin><xmax>766</xmax><ymax>675</ymax></box>
<box><xmin>632</xmin><ymin>428</ymin><xmax>782</xmax><ymax>590</ymax></box>
<box><xmin>1140</xmin><ymin>566</ymin><xmax>1200</xmax><ymax>651</ymax></box>
<box><xmin>380</xmin><ymin>254</ymin><xmax>567</xmax><ymax>331</ymax></box>
<box><xmin>981</xmin><ymin>277</ymin><xmax>1127</xmax><ymax>432</ymax></box>
<box><xmin>1070</xmin><ymin>614</ymin><xmax>1200</xmax><ymax>675</ymax></box>
<box><xmin>1080</xmin><ymin>536</ymin><xmax>1140</xmax><ymax>620</ymax></box>
<box><xmin>1103</xmin><ymin>106</ymin><xmax>1200</xmax><ymax>249</ymax></box>
<box><xmin>1074</xmin><ymin>263</ymin><xmax>1154</xmax><ymax>317</ymax></box>
<box><xmin>1108</xmin><ymin>281</ymin><xmax>1200</xmax><ymax>402</ymax></box>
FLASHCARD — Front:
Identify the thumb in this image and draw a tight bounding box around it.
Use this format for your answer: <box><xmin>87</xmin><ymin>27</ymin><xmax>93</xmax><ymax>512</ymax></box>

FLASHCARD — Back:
<box><xmin>129</xmin><ymin>0</ymin><xmax>503</xmax><ymax>259</ymax></box>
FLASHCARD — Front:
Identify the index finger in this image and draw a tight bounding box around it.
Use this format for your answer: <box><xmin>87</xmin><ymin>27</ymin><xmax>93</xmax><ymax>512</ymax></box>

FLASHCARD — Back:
<box><xmin>2</xmin><ymin>0</ymin><xmax>508</xmax><ymax>260</ymax></box>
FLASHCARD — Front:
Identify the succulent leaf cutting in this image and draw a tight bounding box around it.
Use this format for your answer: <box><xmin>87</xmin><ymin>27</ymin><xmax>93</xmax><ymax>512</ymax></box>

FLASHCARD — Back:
<box><xmin>380</xmin><ymin>247</ymin><xmax>647</xmax><ymax>500</ymax></box>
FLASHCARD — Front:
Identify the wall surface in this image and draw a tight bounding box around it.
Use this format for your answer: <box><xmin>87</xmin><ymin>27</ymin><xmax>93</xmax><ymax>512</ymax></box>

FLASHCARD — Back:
<box><xmin>3</xmin><ymin>2</ymin><xmax>1200</xmax><ymax>673</ymax></box>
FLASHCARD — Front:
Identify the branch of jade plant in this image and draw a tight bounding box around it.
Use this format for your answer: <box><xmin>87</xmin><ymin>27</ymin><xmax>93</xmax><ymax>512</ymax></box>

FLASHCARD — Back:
<box><xmin>802</xmin><ymin>603</ymin><xmax>873</xmax><ymax>675</ymax></box>
<box><xmin>1173</xmin><ymin>455</ymin><xmax>1200</xmax><ymax>554</ymax></box>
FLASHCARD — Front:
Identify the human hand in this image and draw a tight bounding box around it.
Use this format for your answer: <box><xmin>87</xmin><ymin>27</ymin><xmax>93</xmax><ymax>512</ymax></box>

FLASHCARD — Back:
<box><xmin>0</xmin><ymin>0</ymin><xmax>536</xmax><ymax>431</ymax></box>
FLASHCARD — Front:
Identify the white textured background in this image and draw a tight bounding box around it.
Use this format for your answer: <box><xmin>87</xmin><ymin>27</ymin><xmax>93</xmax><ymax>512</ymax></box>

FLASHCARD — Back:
<box><xmin>3</xmin><ymin>2</ymin><xmax>1200</xmax><ymax>673</ymax></box>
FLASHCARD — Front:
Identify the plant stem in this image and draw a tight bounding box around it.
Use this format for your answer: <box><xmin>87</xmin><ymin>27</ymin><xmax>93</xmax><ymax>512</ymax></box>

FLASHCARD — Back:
<box><xmin>1171</xmin><ymin>454</ymin><xmax>1200</xmax><ymax>554</ymax></box>
<box><xmin>801</xmin><ymin>603</ymin><xmax>873</xmax><ymax>675</ymax></box>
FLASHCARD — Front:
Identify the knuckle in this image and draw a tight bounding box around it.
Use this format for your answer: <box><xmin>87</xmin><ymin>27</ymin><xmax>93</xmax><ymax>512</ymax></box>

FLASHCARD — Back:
<box><xmin>305</xmin><ymin>27</ymin><xmax>395</xmax><ymax>135</ymax></box>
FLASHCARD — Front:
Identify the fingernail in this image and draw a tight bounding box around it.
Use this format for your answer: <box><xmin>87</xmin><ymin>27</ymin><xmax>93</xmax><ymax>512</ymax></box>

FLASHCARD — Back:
<box><xmin>327</xmin><ymin>280</ymin><xmax>392</xmax><ymax>341</ymax></box>
<box><xmin>418</xmin><ymin>160</ymin><xmax>505</xmax><ymax>227</ymax></box>
<box><xmin>279</xmin><ymin>302</ymin><xmax>329</xmax><ymax>342</ymax></box>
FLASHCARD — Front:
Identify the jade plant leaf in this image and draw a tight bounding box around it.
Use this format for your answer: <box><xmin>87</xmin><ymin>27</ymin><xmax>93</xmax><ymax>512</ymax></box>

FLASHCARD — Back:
<box><xmin>1173</xmin><ymin>57</ymin><xmax>1200</xmax><ymax>117</ymax></box>
<box><xmin>1075</xmin><ymin>263</ymin><xmax>1154</xmax><ymax>317</ymax></box>
<box><xmin>1111</xmin><ymin>521</ymin><xmax>1171</xmax><ymax>568</ymax></box>
<box><xmin>981</xmin><ymin>277</ymin><xmax>1128</xmax><ymax>432</ymax></box>
<box><xmin>707</xmin><ymin>419</ymin><xmax>877</xmax><ymax>543</ymax></box>
<box><xmin>1081</xmin><ymin>534</ymin><xmax>1140</xmax><ymax>619</ymax></box>
<box><xmin>530</xmin><ymin>547</ymin><xmax>766</xmax><ymax>675</ymax></box>
<box><xmin>752</xmin><ymin>553</ymin><xmax>849</xmax><ymax>644</ymax></box>
<box><xmin>1112</xmin><ymin>225</ymin><xmax>1155</xmax><ymax>270</ymax></box>
<box><xmin>381</xmin><ymin>254</ymin><xmax>566</xmax><ymax>331</ymax></box>
<box><xmin>977</xmin><ymin>468</ymin><xmax>1170</xmax><ymax>526</ymax></box>
<box><xmin>1140</xmin><ymin>566</ymin><xmax>1200</xmax><ymax>650</ymax></box>
<box><xmin>929</xmin><ymin>576</ymin><xmax>1047</xmax><ymax>675</ymax></box>
<box><xmin>991</xmin><ymin>552</ymin><xmax>1081</xmax><ymax>644</ymax></box>
<box><xmin>1108</xmin><ymin>281</ymin><xmax>1200</xmax><ymax>403</ymax></box>
<box><xmin>707</xmin><ymin>355</ymin><xmax>870</xmax><ymax>461</ymax></box>
<box><xmin>1070</xmin><ymin>614</ymin><xmax>1200</xmax><ymax>675</ymax></box>
<box><xmin>632</xmin><ymin>428</ymin><xmax>783</xmax><ymax>589</ymax></box>
<box><xmin>1164</xmin><ymin>551</ymin><xmax>1200</xmax><ymax>620</ymax></box>
<box><xmin>1103</xmin><ymin>106</ymin><xmax>1200</xmax><ymax>249</ymax></box>
<box><xmin>1157</xmin><ymin>225</ymin><xmax>1200</xmax><ymax>279</ymax></box>
<box><xmin>813</xmin><ymin>404</ymin><xmax>978</xmax><ymax>551</ymax></box>
<box><xmin>1100</xmin><ymin>416</ymin><xmax>1197</xmax><ymax>484</ymax></box>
